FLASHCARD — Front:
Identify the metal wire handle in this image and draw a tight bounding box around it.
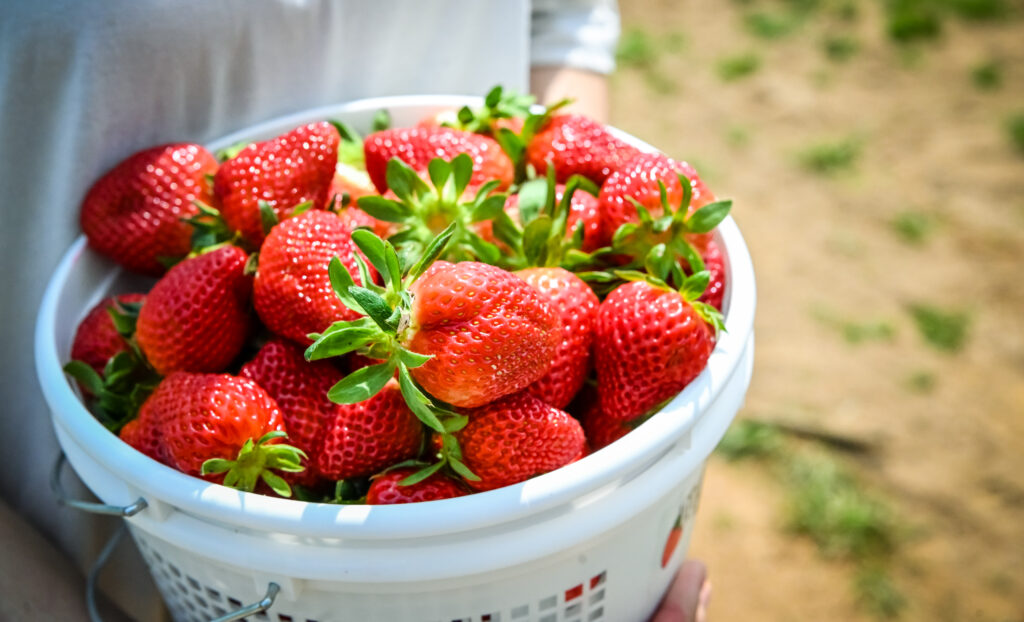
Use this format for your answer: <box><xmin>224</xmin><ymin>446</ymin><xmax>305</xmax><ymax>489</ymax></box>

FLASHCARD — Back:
<box><xmin>50</xmin><ymin>452</ymin><xmax>148</xmax><ymax>517</ymax></box>
<box><xmin>210</xmin><ymin>583</ymin><xmax>281</xmax><ymax>622</ymax></box>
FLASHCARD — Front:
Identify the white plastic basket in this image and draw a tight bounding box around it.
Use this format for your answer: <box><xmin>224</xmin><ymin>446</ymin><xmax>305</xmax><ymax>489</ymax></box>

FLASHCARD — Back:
<box><xmin>35</xmin><ymin>96</ymin><xmax>756</xmax><ymax>622</ymax></box>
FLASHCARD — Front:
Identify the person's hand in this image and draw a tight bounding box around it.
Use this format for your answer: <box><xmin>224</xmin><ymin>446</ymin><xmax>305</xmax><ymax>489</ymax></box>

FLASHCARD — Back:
<box><xmin>650</xmin><ymin>560</ymin><xmax>711</xmax><ymax>622</ymax></box>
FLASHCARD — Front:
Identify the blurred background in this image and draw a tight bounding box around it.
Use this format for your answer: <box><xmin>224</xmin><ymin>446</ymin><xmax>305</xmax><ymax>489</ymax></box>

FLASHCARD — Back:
<box><xmin>606</xmin><ymin>0</ymin><xmax>1024</xmax><ymax>620</ymax></box>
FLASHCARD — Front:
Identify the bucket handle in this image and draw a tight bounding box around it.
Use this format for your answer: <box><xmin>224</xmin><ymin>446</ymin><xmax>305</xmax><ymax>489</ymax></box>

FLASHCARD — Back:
<box><xmin>210</xmin><ymin>583</ymin><xmax>281</xmax><ymax>622</ymax></box>
<box><xmin>51</xmin><ymin>451</ymin><xmax>148</xmax><ymax>517</ymax></box>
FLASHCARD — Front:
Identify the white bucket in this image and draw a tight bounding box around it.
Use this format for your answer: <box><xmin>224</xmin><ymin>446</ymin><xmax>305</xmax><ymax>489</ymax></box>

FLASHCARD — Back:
<box><xmin>35</xmin><ymin>96</ymin><xmax>756</xmax><ymax>622</ymax></box>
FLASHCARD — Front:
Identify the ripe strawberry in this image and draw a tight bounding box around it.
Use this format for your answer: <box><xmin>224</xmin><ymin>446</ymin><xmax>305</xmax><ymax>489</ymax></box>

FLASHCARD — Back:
<box><xmin>516</xmin><ymin>267</ymin><xmax>599</xmax><ymax>409</ymax></box>
<box><xmin>363</xmin><ymin>126</ymin><xmax>513</xmax><ymax>194</ymax></box>
<box><xmin>214</xmin><ymin>122</ymin><xmax>340</xmax><ymax>246</ymax></box>
<box><xmin>698</xmin><ymin>239</ymin><xmax>726</xmax><ymax>311</ymax></box>
<box><xmin>239</xmin><ymin>338</ymin><xmax>344</xmax><ymax>486</ymax></box>
<box><xmin>580</xmin><ymin>398</ymin><xmax>632</xmax><ymax>451</ymax></box>
<box><xmin>594</xmin><ymin>279</ymin><xmax>717</xmax><ymax>422</ymax></box>
<box><xmin>316</xmin><ymin>380</ymin><xmax>423</xmax><ymax>481</ymax></box>
<box><xmin>70</xmin><ymin>294</ymin><xmax>145</xmax><ymax>375</ymax></box>
<box><xmin>525</xmin><ymin>114</ymin><xmax>640</xmax><ymax>186</ymax></box>
<box><xmin>119</xmin><ymin>408</ymin><xmax>167</xmax><ymax>465</ymax></box>
<box><xmin>81</xmin><ymin>144</ymin><xmax>217</xmax><ymax>275</ymax></box>
<box><xmin>366</xmin><ymin>467</ymin><xmax>466</xmax><ymax>504</ymax></box>
<box><xmin>454</xmin><ymin>391</ymin><xmax>585</xmax><ymax>491</ymax></box>
<box><xmin>254</xmin><ymin>209</ymin><xmax>374</xmax><ymax>345</ymax></box>
<box><xmin>136</xmin><ymin>245</ymin><xmax>253</xmax><ymax>375</ymax></box>
<box><xmin>598</xmin><ymin>152</ymin><xmax>716</xmax><ymax>251</ymax></box>
<box><xmin>329</xmin><ymin>162</ymin><xmax>377</xmax><ymax>204</ymax></box>
<box><xmin>141</xmin><ymin>372</ymin><xmax>303</xmax><ymax>495</ymax></box>
<box><xmin>407</xmin><ymin>261</ymin><xmax>560</xmax><ymax>408</ymax></box>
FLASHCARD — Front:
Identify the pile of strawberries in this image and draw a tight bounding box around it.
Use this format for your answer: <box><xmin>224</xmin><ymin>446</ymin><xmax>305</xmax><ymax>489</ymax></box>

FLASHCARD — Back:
<box><xmin>66</xmin><ymin>87</ymin><xmax>733</xmax><ymax>504</ymax></box>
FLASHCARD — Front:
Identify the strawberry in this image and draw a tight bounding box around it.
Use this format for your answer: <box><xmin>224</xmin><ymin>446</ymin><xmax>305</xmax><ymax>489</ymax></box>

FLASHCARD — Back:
<box><xmin>366</xmin><ymin>467</ymin><xmax>466</xmax><ymax>504</ymax></box>
<box><xmin>580</xmin><ymin>398</ymin><xmax>632</xmax><ymax>451</ymax></box>
<box><xmin>516</xmin><ymin>267</ymin><xmax>599</xmax><ymax>409</ymax></box>
<box><xmin>80</xmin><ymin>144</ymin><xmax>217</xmax><ymax>275</ymax></box>
<box><xmin>594</xmin><ymin>278</ymin><xmax>718</xmax><ymax>422</ymax></box>
<box><xmin>214</xmin><ymin>122</ymin><xmax>340</xmax><ymax>246</ymax></box>
<box><xmin>119</xmin><ymin>408</ymin><xmax>167</xmax><ymax>465</ymax></box>
<box><xmin>239</xmin><ymin>338</ymin><xmax>344</xmax><ymax>486</ymax></box>
<box><xmin>316</xmin><ymin>380</ymin><xmax>423</xmax><ymax>481</ymax></box>
<box><xmin>525</xmin><ymin>114</ymin><xmax>640</xmax><ymax>186</ymax></box>
<box><xmin>454</xmin><ymin>391</ymin><xmax>585</xmax><ymax>491</ymax></box>
<box><xmin>363</xmin><ymin>126</ymin><xmax>513</xmax><ymax>194</ymax></box>
<box><xmin>598</xmin><ymin>152</ymin><xmax>716</xmax><ymax>251</ymax></box>
<box><xmin>482</xmin><ymin>182</ymin><xmax>602</xmax><ymax>253</ymax></box>
<box><xmin>135</xmin><ymin>245</ymin><xmax>253</xmax><ymax>375</ymax></box>
<box><xmin>70</xmin><ymin>294</ymin><xmax>146</xmax><ymax>376</ymax></box>
<box><xmin>254</xmin><ymin>209</ymin><xmax>374</xmax><ymax>345</ymax></box>
<box><xmin>698</xmin><ymin>239</ymin><xmax>726</xmax><ymax>311</ymax></box>
<box><xmin>406</xmin><ymin>260</ymin><xmax>560</xmax><ymax>408</ymax></box>
<box><xmin>140</xmin><ymin>372</ymin><xmax>304</xmax><ymax>495</ymax></box>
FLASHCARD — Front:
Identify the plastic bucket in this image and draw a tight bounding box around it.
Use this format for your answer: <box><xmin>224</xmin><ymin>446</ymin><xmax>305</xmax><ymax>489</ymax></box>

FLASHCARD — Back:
<box><xmin>35</xmin><ymin>96</ymin><xmax>756</xmax><ymax>622</ymax></box>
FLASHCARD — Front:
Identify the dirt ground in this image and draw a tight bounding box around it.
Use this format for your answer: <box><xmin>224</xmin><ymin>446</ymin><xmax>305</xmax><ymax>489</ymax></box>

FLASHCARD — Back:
<box><xmin>610</xmin><ymin>1</ymin><xmax>1024</xmax><ymax>620</ymax></box>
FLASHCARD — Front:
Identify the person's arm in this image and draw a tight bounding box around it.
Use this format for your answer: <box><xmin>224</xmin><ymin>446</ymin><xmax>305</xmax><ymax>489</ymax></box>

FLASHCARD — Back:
<box><xmin>529</xmin><ymin>0</ymin><xmax>619</xmax><ymax>123</ymax></box>
<box><xmin>0</xmin><ymin>500</ymin><xmax>130</xmax><ymax>622</ymax></box>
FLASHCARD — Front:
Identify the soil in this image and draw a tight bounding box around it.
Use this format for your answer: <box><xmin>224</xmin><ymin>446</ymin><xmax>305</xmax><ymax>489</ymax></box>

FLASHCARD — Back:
<box><xmin>610</xmin><ymin>1</ymin><xmax>1024</xmax><ymax>620</ymax></box>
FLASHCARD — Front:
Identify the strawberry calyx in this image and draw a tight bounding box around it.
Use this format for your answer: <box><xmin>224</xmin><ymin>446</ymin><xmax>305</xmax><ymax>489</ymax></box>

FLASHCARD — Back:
<box><xmin>492</xmin><ymin>164</ymin><xmax>601</xmax><ymax>271</ymax></box>
<box><xmin>328</xmin><ymin>120</ymin><xmax>368</xmax><ymax>170</ymax></box>
<box><xmin>493</xmin><ymin>98</ymin><xmax>572</xmax><ymax>184</ymax></box>
<box><xmin>303</xmin><ymin>225</ymin><xmax>472</xmax><ymax>435</ymax></box>
<box><xmin>444</xmin><ymin>85</ymin><xmax>535</xmax><ymax>136</ymax></box>
<box><xmin>200</xmin><ymin>430</ymin><xmax>307</xmax><ymax>497</ymax></box>
<box><xmin>63</xmin><ymin>299</ymin><xmax>161</xmax><ymax>432</ymax></box>
<box><xmin>356</xmin><ymin>154</ymin><xmax>508</xmax><ymax>263</ymax></box>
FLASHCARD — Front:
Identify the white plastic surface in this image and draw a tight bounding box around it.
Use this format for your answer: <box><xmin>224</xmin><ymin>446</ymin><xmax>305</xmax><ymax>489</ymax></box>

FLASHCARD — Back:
<box><xmin>35</xmin><ymin>96</ymin><xmax>757</xmax><ymax>622</ymax></box>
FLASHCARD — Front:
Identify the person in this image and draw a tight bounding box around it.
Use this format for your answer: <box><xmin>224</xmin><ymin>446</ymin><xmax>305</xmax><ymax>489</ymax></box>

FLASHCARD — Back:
<box><xmin>0</xmin><ymin>1</ymin><xmax>709</xmax><ymax>619</ymax></box>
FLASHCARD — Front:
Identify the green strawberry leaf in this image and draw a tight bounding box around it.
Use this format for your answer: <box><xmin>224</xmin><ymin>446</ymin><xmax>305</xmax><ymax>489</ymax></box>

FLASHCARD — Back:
<box><xmin>327</xmin><ymin>361</ymin><xmax>395</xmax><ymax>404</ymax></box>
<box><xmin>349</xmin><ymin>286</ymin><xmax>395</xmax><ymax>331</ymax></box>
<box><xmin>290</xmin><ymin>200</ymin><xmax>314</xmax><ymax>218</ymax></box>
<box><xmin>259</xmin><ymin>201</ymin><xmax>279</xmax><ymax>235</ymax></box>
<box><xmin>399</xmin><ymin>460</ymin><xmax>445</xmax><ymax>486</ymax></box>
<box><xmin>63</xmin><ymin>361</ymin><xmax>104</xmax><ymax>396</ymax></box>
<box><xmin>686</xmin><ymin>200</ymin><xmax>732</xmax><ymax>234</ymax></box>
<box><xmin>395</xmin><ymin>346</ymin><xmax>432</xmax><ymax>369</ymax></box>
<box><xmin>356</xmin><ymin>196</ymin><xmax>413</xmax><ymax>223</ymax></box>
<box><xmin>328</xmin><ymin>256</ymin><xmax>363</xmax><ymax>313</ymax></box>
<box><xmin>397</xmin><ymin>365</ymin><xmax>445</xmax><ymax>433</ymax></box>
<box><xmin>351</xmin><ymin>229</ymin><xmax>393</xmax><ymax>287</ymax></box>
<box><xmin>495</xmin><ymin>128</ymin><xmax>525</xmax><ymax>166</ymax></box>
<box><xmin>260</xmin><ymin>471</ymin><xmax>292</xmax><ymax>498</ymax></box>
<box><xmin>447</xmin><ymin>456</ymin><xmax>480</xmax><ymax>482</ymax></box>
<box><xmin>681</xmin><ymin>270</ymin><xmax>711</xmax><ymax>301</ymax></box>
<box><xmin>451</xmin><ymin>153</ymin><xmax>473</xmax><ymax>198</ymax></box>
<box><xmin>407</xmin><ymin>222</ymin><xmax>458</xmax><ymax>282</ymax></box>
<box><xmin>469</xmin><ymin>194</ymin><xmax>508</xmax><ymax>223</ymax></box>
<box><xmin>372</xmin><ymin>109</ymin><xmax>391</xmax><ymax>132</ymax></box>
<box><xmin>516</xmin><ymin>178</ymin><xmax>548</xmax><ymax>225</ymax></box>
<box><xmin>305</xmin><ymin>321</ymin><xmax>381</xmax><ymax>361</ymax></box>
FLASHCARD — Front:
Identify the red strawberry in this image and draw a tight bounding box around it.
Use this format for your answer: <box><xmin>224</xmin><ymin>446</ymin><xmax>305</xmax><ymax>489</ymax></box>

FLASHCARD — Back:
<box><xmin>136</xmin><ymin>245</ymin><xmax>253</xmax><ymax>375</ymax></box>
<box><xmin>316</xmin><ymin>380</ymin><xmax>423</xmax><ymax>481</ymax></box>
<box><xmin>81</xmin><ymin>144</ymin><xmax>217</xmax><ymax>275</ymax></box>
<box><xmin>214</xmin><ymin>122</ymin><xmax>340</xmax><ymax>246</ymax></box>
<box><xmin>454</xmin><ymin>391</ymin><xmax>585</xmax><ymax>491</ymax></box>
<box><xmin>329</xmin><ymin>162</ymin><xmax>377</xmax><ymax>204</ymax></box>
<box><xmin>577</xmin><ymin>393</ymin><xmax>632</xmax><ymax>451</ymax></box>
<box><xmin>525</xmin><ymin>114</ymin><xmax>640</xmax><ymax>186</ymax></box>
<box><xmin>140</xmin><ymin>372</ymin><xmax>303</xmax><ymax>494</ymax></box>
<box><xmin>254</xmin><ymin>209</ymin><xmax>374</xmax><ymax>345</ymax></box>
<box><xmin>594</xmin><ymin>280</ymin><xmax>716</xmax><ymax>422</ymax></box>
<box><xmin>119</xmin><ymin>409</ymin><xmax>167</xmax><ymax>465</ymax></box>
<box><xmin>516</xmin><ymin>267</ymin><xmax>599</xmax><ymax>409</ymax></box>
<box><xmin>70</xmin><ymin>294</ymin><xmax>146</xmax><ymax>376</ymax></box>
<box><xmin>698</xmin><ymin>239</ymin><xmax>726</xmax><ymax>311</ymax></box>
<box><xmin>366</xmin><ymin>467</ymin><xmax>466</xmax><ymax>504</ymax></box>
<box><xmin>407</xmin><ymin>261</ymin><xmax>561</xmax><ymax>408</ymax></box>
<box><xmin>598</xmin><ymin>152</ymin><xmax>715</xmax><ymax>251</ymax></box>
<box><xmin>239</xmin><ymin>338</ymin><xmax>344</xmax><ymax>486</ymax></box>
<box><xmin>364</xmin><ymin>126</ymin><xmax>513</xmax><ymax>194</ymax></box>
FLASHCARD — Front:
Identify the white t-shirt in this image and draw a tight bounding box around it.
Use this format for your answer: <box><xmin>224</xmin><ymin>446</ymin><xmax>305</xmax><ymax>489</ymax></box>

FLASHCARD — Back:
<box><xmin>0</xmin><ymin>0</ymin><xmax>618</xmax><ymax>618</ymax></box>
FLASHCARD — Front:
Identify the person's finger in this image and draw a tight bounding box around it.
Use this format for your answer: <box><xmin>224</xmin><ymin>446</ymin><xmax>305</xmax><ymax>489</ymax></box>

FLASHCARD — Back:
<box><xmin>650</xmin><ymin>560</ymin><xmax>708</xmax><ymax>622</ymax></box>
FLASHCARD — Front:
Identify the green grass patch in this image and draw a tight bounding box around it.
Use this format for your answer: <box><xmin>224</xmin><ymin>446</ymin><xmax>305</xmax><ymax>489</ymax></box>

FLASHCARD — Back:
<box><xmin>886</xmin><ymin>0</ymin><xmax>943</xmax><ymax>43</ymax></box>
<box><xmin>856</xmin><ymin>567</ymin><xmax>908</xmax><ymax>619</ymax></box>
<box><xmin>1007</xmin><ymin>113</ymin><xmax>1024</xmax><ymax>156</ymax></box>
<box><xmin>971</xmin><ymin>59</ymin><xmax>1003</xmax><ymax>90</ymax></box>
<box><xmin>890</xmin><ymin>210</ymin><xmax>934</xmax><ymax>244</ymax></box>
<box><xmin>909</xmin><ymin>304</ymin><xmax>969</xmax><ymax>352</ymax></box>
<box><xmin>785</xmin><ymin>451</ymin><xmax>899</xmax><ymax>560</ymax></box>
<box><xmin>616</xmin><ymin>28</ymin><xmax>658</xmax><ymax>68</ymax></box>
<box><xmin>905</xmin><ymin>370</ymin><xmax>937</xmax><ymax>393</ymax></box>
<box><xmin>717</xmin><ymin>419</ymin><xmax>784</xmax><ymax>461</ymax></box>
<box><xmin>947</xmin><ymin>0</ymin><xmax>1011</xmax><ymax>20</ymax></box>
<box><xmin>824</xmin><ymin>34</ymin><xmax>861</xmax><ymax>61</ymax></box>
<box><xmin>716</xmin><ymin>52</ymin><xmax>762</xmax><ymax>81</ymax></box>
<box><xmin>744</xmin><ymin>10</ymin><xmax>803</xmax><ymax>38</ymax></box>
<box><xmin>798</xmin><ymin>136</ymin><xmax>862</xmax><ymax>174</ymax></box>
<box><xmin>726</xmin><ymin>125</ymin><xmax>752</xmax><ymax>147</ymax></box>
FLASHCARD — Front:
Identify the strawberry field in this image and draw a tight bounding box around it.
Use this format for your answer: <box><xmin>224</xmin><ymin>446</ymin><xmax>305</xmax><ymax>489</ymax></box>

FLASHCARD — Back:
<box><xmin>610</xmin><ymin>0</ymin><xmax>1024</xmax><ymax>619</ymax></box>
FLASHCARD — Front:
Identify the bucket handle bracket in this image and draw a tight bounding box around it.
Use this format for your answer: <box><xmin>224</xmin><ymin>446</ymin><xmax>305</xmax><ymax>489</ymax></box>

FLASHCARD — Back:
<box><xmin>50</xmin><ymin>451</ymin><xmax>148</xmax><ymax>517</ymax></box>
